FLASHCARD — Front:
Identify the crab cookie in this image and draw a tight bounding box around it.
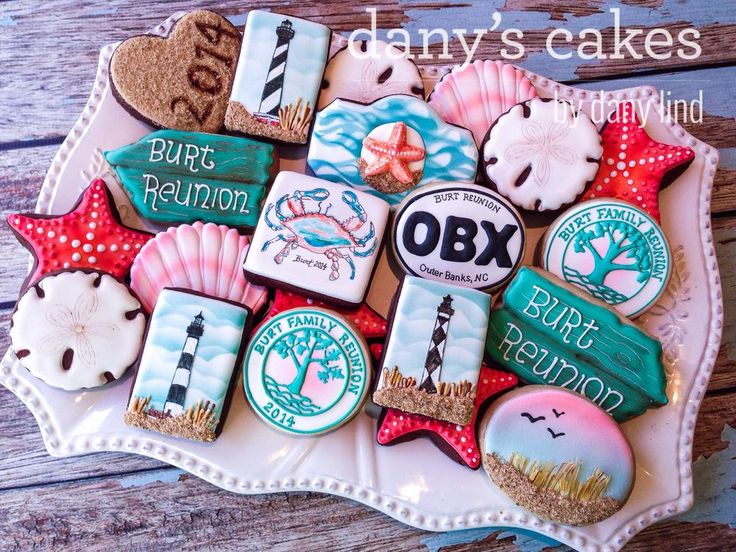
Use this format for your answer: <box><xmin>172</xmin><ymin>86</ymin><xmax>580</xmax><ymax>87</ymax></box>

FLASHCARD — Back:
<box><xmin>582</xmin><ymin>101</ymin><xmax>695</xmax><ymax>222</ymax></box>
<box><xmin>110</xmin><ymin>10</ymin><xmax>241</xmax><ymax>133</ymax></box>
<box><xmin>373</xmin><ymin>276</ymin><xmax>491</xmax><ymax>426</ymax></box>
<box><xmin>244</xmin><ymin>307</ymin><xmax>371</xmax><ymax>435</ymax></box>
<box><xmin>480</xmin><ymin>386</ymin><xmax>635</xmax><ymax>525</ymax></box>
<box><xmin>307</xmin><ymin>95</ymin><xmax>478</xmax><ymax>206</ymax></box>
<box><xmin>485</xmin><ymin>267</ymin><xmax>667</xmax><ymax>422</ymax></box>
<box><xmin>243</xmin><ymin>171</ymin><xmax>390</xmax><ymax>309</ymax></box>
<box><xmin>481</xmin><ymin>98</ymin><xmax>602</xmax><ymax>213</ymax></box>
<box><xmin>392</xmin><ymin>182</ymin><xmax>526</xmax><ymax>291</ymax></box>
<box><xmin>428</xmin><ymin>59</ymin><xmax>537</xmax><ymax>147</ymax></box>
<box><xmin>10</xmin><ymin>271</ymin><xmax>146</xmax><ymax>391</ymax></box>
<box><xmin>541</xmin><ymin>199</ymin><xmax>672</xmax><ymax>318</ymax></box>
<box><xmin>225</xmin><ymin>11</ymin><xmax>331</xmax><ymax>144</ymax></box>
<box><xmin>105</xmin><ymin>130</ymin><xmax>276</xmax><ymax>227</ymax></box>
<box><xmin>7</xmin><ymin>179</ymin><xmax>152</xmax><ymax>291</ymax></box>
<box><xmin>318</xmin><ymin>39</ymin><xmax>424</xmax><ymax>110</ymax></box>
<box><xmin>125</xmin><ymin>289</ymin><xmax>251</xmax><ymax>442</ymax></box>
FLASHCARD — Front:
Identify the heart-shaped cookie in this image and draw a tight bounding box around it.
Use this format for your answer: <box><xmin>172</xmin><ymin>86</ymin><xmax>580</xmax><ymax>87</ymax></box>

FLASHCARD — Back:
<box><xmin>110</xmin><ymin>10</ymin><xmax>241</xmax><ymax>133</ymax></box>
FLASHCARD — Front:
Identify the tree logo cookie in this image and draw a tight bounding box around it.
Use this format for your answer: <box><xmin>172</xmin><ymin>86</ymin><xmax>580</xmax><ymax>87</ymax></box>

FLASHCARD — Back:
<box><xmin>542</xmin><ymin>199</ymin><xmax>671</xmax><ymax>318</ymax></box>
<box><xmin>244</xmin><ymin>308</ymin><xmax>370</xmax><ymax>435</ymax></box>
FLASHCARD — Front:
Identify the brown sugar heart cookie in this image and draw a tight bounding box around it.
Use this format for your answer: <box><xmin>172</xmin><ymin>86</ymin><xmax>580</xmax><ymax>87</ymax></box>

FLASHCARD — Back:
<box><xmin>110</xmin><ymin>10</ymin><xmax>241</xmax><ymax>133</ymax></box>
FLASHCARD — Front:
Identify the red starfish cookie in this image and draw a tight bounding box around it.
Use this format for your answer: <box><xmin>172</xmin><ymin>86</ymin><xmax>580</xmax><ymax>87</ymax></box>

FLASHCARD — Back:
<box><xmin>583</xmin><ymin>101</ymin><xmax>695</xmax><ymax>221</ymax></box>
<box><xmin>377</xmin><ymin>365</ymin><xmax>518</xmax><ymax>469</ymax></box>
<box><xmin>7</xmin><ymin>179</ymin><xmax>153</xmax><ymax>289</ymax></box>
<box><xmin>363</xmin><ymin>122</ymin><xmax>425</xmax><ymax>184</ymax></box>
<box><xmin>256</xmin><ymin>289</ymin><xmax>388</xmax><ymax>340</ymax></box>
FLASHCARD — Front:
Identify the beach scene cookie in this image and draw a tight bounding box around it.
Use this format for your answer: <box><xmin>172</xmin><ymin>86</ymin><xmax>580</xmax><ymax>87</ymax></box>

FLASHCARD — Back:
<box><xmin>428</xmin><ymin>60</ymin><xmax>537</xmax><ymax>147</ymax></box>
<box><xmin>225</xmin><ymin>11</ymin><xmax>331</xmax><ymax>144</ymax></box>
<box><xmin>243</xmin><ymin>172</ymin><xmax>389</xmax><ymax>309</ymax></box>
<box><xmin>481</xmin><ymin>98</ymin><xmax>602</xmax><ymax>212</ymax></box>
<box><xmin>110</xmin><ymin>10</ymin><xmax>241</xmax><ymax>133</ymax></box>
<box><xmin>485</xmin><ymin>267</ymin><xmax>667</xmax><ymax>422</ymax></box>
<box><xmin>373</xmin><ymin>276</ymin><xmax>491</xmax><ymax>426</ymax></box>
<box><xmin>307</xmin><ymin>95</ymin><xmax>478</xmax><ymax>206</ymax></box>
<box><xmin>392</xmin><ymin>182</ymin><xmax>526</xmax><ymax>291</ymax></box>
<box><xmin>7</xmin><ymin>179</ymin><xmax>152</xmax><ymax>291</ymax></box>
<box><xmin>244</xmin><ymin>307</ymin><xmax>371</xmax><ymax>435</ymax></box>
<box><xmin>480</xmin><ymin>385</ymin><xmax>635</xmax><ymax>525</ymax></box>
<box><xmin>318</xmin><ymin>39</ymin><xmax>424</xmax><ymax>110</ymax></box>
<box><xmin>10</xmin><ymin>270</ymin><xmax>146</xmax><ymax>391</ymax></box>
<box><xmin>583</xmin><ymin>101</ymin><xmax>695</xmax><ymax>222</ymax></box>
<box><xmin>541</xmin><ymin>199</ymin><xmax>672</xmax><ymax>317</ymax></box>
<box><xmin>125</xmin><ymin>289</ymin><xmax>251</xmax><ymax>442</ymax></box>
<box><xmin>105</xmin><ymin>130</ymin><xmax>276</xmax><ymax>227</ymax></box>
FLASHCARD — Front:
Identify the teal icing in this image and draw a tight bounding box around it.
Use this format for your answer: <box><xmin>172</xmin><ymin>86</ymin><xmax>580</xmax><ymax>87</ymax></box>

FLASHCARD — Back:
<box><xmin>307</xmin><ymin>96</ymin><xmax>478</xmax><ymax>205</ymax></box>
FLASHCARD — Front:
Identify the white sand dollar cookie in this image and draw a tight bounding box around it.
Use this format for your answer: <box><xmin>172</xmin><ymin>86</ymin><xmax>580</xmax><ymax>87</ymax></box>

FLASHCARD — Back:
<box><xmin>481</xmin><ymin>98</ymin><xmax>602</xmax><ymax>212</ymax></box>
<box><xmin>11</xmin><ymin>270</ymin><xmax>146</xmax><ymax>390</ymax></box>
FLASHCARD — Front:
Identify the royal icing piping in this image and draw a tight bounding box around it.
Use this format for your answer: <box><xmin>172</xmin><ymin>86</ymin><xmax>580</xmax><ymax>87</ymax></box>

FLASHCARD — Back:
<box><xmin>359</xmin><ymin>122</ymin><xmax>426</xmax><ymax>193</ymax></box>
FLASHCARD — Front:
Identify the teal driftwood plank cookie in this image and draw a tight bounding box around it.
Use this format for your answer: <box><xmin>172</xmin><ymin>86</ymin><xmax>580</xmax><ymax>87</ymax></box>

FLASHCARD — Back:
<box><xmin>485</xmin><ymin>267</ymin><xmax>666</xmax><ymax>422</ymax></box>
<box><xmin>106</xmin><ymin>130</ymin><xmax>276</xmax><ymax>227</ymax></box>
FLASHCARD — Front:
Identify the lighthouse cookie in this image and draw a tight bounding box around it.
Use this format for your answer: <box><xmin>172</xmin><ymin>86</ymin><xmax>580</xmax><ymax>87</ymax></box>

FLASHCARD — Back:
<box><xmin>373</xmin><ymin>276</ymin><xmax>491</xmax><ymax>426</ymax></box>
<box><xmin>481</xmin><ymin>98</ymin><xmax>602</xmax><ymax>213</ymax></box>
<box><xmin>243</xmin><ymin>172</ymin><xmax>390</xmax><ymax>309</ymax></box>
<box><xmin>10</xmin><ymin>270</ymin><xmax>146</xmax><ymax>391</ymax></box>
<box><xmin>541</xmin><ymin>199</ymin><xmax>672</xmax><ymax>318</ymax></box>
<box><xmin>480</xmin><ymin>386</ymin><xmax>635</xmax><ymax>525</ymax></box>
<box><xmin>124</xmin><ymin>288</ymin><xmax>252</xmax><ymax>442</ymax></box>
<box><xmin>225</xmin><ymin>10</ymin><xmax>331</xmax><ymax>144</ymax></box>
<box><xmin>244</xmin><ymin>307</ymin><xmax>371</xmax><ymax>435</ymax></box>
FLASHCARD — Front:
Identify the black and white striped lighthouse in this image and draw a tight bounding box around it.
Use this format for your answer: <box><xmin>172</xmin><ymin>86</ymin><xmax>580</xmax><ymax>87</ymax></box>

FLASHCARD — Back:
<box><xmin>419</xmin><ymin>295</ymin><xmax>454</xmax><ymax>394</ymax></box>
<box><xmin>258</xmin><ymin>19</ymin><xmax>295</xmax><ymax>118</ymax></box>
<box><xmin>164</xmin><ymin>312</ymin><xmax>205</xmax><ymax>415</ymax></box>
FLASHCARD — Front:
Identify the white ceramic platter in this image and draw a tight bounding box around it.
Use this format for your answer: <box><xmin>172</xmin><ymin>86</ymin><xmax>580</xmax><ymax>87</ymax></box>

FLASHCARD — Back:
<box><xmin>0</xmin><ymin>13</ymin><xmax>723</xmax><ymax>552</ymax></box>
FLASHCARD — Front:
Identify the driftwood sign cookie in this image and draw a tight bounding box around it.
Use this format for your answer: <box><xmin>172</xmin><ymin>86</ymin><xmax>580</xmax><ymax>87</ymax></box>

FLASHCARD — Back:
<box><xmin>110</xmin><ymin>10</ymin><xmax>241</xmax><ymax>133</ymax></box>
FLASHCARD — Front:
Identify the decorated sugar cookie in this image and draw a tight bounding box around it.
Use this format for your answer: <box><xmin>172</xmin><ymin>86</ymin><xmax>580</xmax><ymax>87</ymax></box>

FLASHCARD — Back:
<box><xmin>377</xmin><ymin>365</ymin><xmax>518</xmax><ymax>469</ymax></box>
<box><xmin>481</xmin><ymin>98</ymin><xmax>602</xmax><ymax>212</ymax></box>
<box><xmin>583</xmin><ymin>102</ymin><xmax>695</xmax><ymax>222</ymax></box>
<box><xmin>243</xmin><ymin>172</ymin><xmax>390</xmax><ymax>309</ymax></box>
<box><xmin>428</xmin><ymin>59</ymin><xmax>537</xmax><ymax>147</ymax></box>
<box><xmin>485</xmin><ymin>267</ymin><xmax>667</xmax><ymax>422</ymax></box>
<box><xmin>244</xmin><ymin>307</ymin><xmax>371</xmax><ymax>435</ymax></box>
<box><xmin>373</xmin><ymin>276</ymin><xmax>491</xmax><ymax>426</ymax></box>
<box><xmin>105</xmin><ymin>130</ymin><xmax>276</xmax><ymax>227</ymax></box>
<box><xmin>307</xmin><ymin>95</ymin><xmax>478</xmax><ymax>206</ymax></box>
<box><xmin>480</xmin><ymin>386</ymin><xmax>635</xmax><ymax>525</ymax></box>
<box><xmin>225</xmin><ymin>11</ymin><xmax>331</xmax><ymax>144</ymax></box>
<box><xmin>125</xmin><ymin>289</ymin><xmax>251</xmax><ymax>442</ymax></box>
<box><xmin>130</xmin><ymin>221</ymin><xmax>268</xmax><ymax>314</ymax></box>
<box><xmin>318</xmin><ymin>40</ymin><xmax>424</xmax><ymax>110</ymax></box>
<box><xmin>392</xmin><ymin>182</ymin><xmax>525</xmax><ymax>291</ymax></box>
<box><xmin>10</xmin><ymin>270</ymin><xmax>146</xmax><ymax>390</ymax></box>
<box><xmin>110</xmin><ymin>10</ymin><xmax>241</xmax><ymax>133</ymax></box>
<box><xmin>7</xmin><ymin>179</ymin><xmax>152</xmax><ymax>291</ymax></box>
<box><xmin>541</xmin><ymin>199</ymin><xmax>672</xmax><ymax>317</ymax></box>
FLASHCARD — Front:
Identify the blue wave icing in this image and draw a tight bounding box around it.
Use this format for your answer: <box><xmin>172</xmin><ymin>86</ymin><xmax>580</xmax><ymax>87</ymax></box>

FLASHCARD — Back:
<box><xmin>307</xmin><ymin>96</ymin><xmax>479</xmax><ymax>205</ymax></box>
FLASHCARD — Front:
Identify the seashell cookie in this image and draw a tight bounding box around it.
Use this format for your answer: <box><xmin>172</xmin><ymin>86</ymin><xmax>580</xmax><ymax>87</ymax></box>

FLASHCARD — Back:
<box><xmin>428</xmin><ymin>59</ymin><xmax>537</xmax><ymax>147</ymax></box>
<box><xmin>318</xmin><ymin>40</ymin><xmax>424</xmax><ymax>110</ymax></box>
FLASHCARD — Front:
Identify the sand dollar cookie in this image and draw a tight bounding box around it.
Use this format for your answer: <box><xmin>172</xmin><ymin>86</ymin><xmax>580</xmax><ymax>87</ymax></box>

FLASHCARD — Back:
<box><xmin>10</xmin><ymin>271</ymin><xmax>146</xmax><ymax>390</ymax></box>
<box><xmin>480</xmin><ymin>385</ymin><xmax>635</xmax><ymax>525</ymax></box>
<box><xmin>481</xmin><ymin>98</ymin><xmax>602</xmax><ymax>212</ymax></box>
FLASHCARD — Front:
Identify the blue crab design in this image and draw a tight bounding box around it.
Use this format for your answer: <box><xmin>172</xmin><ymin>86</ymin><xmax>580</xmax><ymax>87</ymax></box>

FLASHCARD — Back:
<box><xmin>261</xmin><ymin>188</ymin><xmax>377</xmax><ymax>280</ymax></box>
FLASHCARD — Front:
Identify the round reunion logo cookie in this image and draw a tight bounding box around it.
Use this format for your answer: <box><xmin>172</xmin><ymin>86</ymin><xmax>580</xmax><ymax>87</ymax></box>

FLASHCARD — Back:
<box><xmin>391</xmin><ymin>182</ymin><xmax>526</xmax><ymax>291</ymax></box>
<box><xmin>542</xmin><ymin>199</ymin><xmax>671</xmax><ymax>318</ymax></box>
<box><xmin>244</xmin><ymin>307</ymin><xmax>371</xmax><ymax>435</ymax></box>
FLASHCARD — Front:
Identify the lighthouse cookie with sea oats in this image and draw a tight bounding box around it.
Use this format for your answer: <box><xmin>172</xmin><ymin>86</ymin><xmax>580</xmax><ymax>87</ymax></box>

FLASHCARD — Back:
<box><xmin>373</xmin><ymin>276</ymin><xmax>491</xmax><ymax>426</ymax></box>
<box><xmin>124</xmin><ymin>288</ymin><xmax>252</xmax><ymax>442</ymax></box>
<box><xmin>225</xmin><ymin>11</ymin><xmax>331</xmax><ymax>144</ymax></box>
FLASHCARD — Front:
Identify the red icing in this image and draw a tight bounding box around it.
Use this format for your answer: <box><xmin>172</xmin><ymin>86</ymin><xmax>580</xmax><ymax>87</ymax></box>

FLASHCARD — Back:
<box><xmin>7</xmin><ymin>179</ymin><xmax>152</xmax><ymax>286</ymax></box>
<box><xmin>363</xmin><ymin>122</ymin><xmax>426</xmax><ymax>184</ymax></box>
<box><xmin>377</xmin><ymin>365</ymin><xmax>518</xmax><ymax>469</ymax></box>
<box><xmin>583</xmin><ymin>101</ymin><xmax>695</xmax><ymax>221</ymax></box>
